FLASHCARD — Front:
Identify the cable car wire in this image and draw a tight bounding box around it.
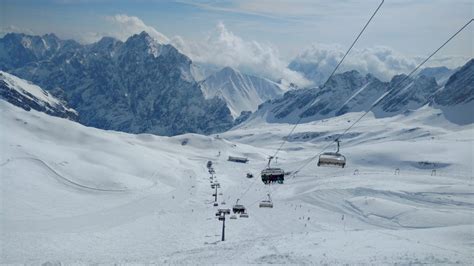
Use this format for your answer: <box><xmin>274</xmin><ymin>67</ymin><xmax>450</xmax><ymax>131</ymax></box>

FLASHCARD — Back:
<box><xmin>292</xmin><ymin>17</ymin><xmax>474</xmax><ymax>178</ymax></box>
<box><xmin>246</xmin><ymin>18</ymin><xmax>473</xmax><ymax>208</ymax></box>
<box><xmin>235</xmin><ymin>0</ymin><xmax>385</xmax><ymax>204</ymax></box>
<box><xmin>271</xmin><ymin>0</ymin><xmax>385</xmax><ymax>160</ymax></box>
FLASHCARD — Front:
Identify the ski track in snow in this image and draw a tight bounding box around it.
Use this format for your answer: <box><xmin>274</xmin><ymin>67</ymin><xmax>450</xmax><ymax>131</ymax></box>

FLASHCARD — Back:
<box><xmin>2</xmin><ymin>157</ymin><xmax>131</xmax><ymax>192</ymax></box>
<box><xmin>1</xmin><ymin>101</ymin><xmax>473</xmax><ymax>264</ymax></box>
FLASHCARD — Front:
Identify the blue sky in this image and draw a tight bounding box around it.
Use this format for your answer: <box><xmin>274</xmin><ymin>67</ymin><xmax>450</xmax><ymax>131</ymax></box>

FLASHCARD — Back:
<box><xmin>1</xmin><ymin>0</ymin><xmax>472</xmax><ymax>84</ymax></box>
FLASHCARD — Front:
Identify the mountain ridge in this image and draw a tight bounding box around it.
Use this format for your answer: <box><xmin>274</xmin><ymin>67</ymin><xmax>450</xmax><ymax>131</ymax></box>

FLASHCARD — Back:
<box><xmin>0</xmin><ymin>71</ymin><xmax>77</xmax><ymax>120</ymax></box>
<box><xmin>200</xmin><ymin>66</ymin><xmax>284</xmax><ymax>118</ymax></box>
<box><xmin>243</xmin><ymin>59</ymin><xmax>473</xmax><ymax>126</ymax></box>
<box><xmin>0</xmin><ymin>31</ymin><xmax>234</xmax><ymax>136</ymax></box>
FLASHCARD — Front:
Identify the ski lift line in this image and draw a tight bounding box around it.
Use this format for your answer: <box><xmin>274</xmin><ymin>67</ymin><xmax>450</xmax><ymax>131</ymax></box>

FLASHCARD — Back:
<box><xmin>288</xmin><ymin>18</ymin><xmax>474</xmax><ymax>181</ymax></box>
<box><xmin>236</xmin><ymin>1</ymin><xmax>385</xmax><ymax>205</ymax></box>
<box><xmin>336</xmin><ymin>18</ymin><xmax>474</xmax><ymax>142</ymax></box>
<box><xmin>271</xmin><ymin>0</ymin><xmax>385</xmax><ymax>160</ymax></box>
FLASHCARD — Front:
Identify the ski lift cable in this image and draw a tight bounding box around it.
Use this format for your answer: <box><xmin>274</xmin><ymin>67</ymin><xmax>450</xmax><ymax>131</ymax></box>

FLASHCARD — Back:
<box><xmin>339</xmin><ymin>18</ymin><xmax>474</xmax><ymax>139</ymax></box>
<box><xmin>271</xmin><ymin>0</ymin><xmax>385</xmax><ymax>160</ymax></box>
<box><xmin>238</xmin><ymin>171</ymin><xmax>259</xmax><ymax>199</ymax></box>
<box><xmin>290</xmin><ymin>18</ymin><xmax>474</xmax><ymax>178</ymax></box>
<box><xmin>247</xmin><ymin>18</ymin><xmax>474</xmax><ymax>207</ymax></box>
<box><xmin>236</xmin><ymin>0</ymin><xmax>385</xmax><ymax>203</ymax></box>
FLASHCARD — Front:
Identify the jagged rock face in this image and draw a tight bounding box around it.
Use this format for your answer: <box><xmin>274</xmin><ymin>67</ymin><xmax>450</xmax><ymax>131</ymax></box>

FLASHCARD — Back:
<box><xmin>0</xmin><ymin>71</ymin><xmax>77</xmax><ymax>120</ymax></box>
<box><xmin>200</xmin><ymin>66</ymin><xmax>283</xmax><ymax>118</ymax></box>
<box><xmin>0</xmin><ymin>33</ymin><xmax>81</xmax><ymax>70</ymax></box>
<box><xmin>375</xmin><ymin>74</ymin><xmax>439</xmax><ymax>115</ymax></box>
<box><xmin>251</xmin><ymin>58</ymin><xmax>473</xmax><ymax>124</ymax></box>
<box><xmin>433</xmin><ymin>59</ymin><xmax>473</xmax><ymax>106</ymax></box>
<box><xmin>299</xmin><ymin>71</ymin><xmax>385</xmax><ymax>118</ymax></box>
<box><xmin>429</xmin><ymin>59</ymin><xmax>474</xmax><ymax>125</ymax></box>
<box><xmin>418</xmin><ymin>66</ymin><xmax>454</xmax><ymax>85</ymax></box>
<box><xmin>257</xmin><ymin>70</ymin><xmax>389</xmax><ymax>123</ymax></box>
<box><xmin>0</xmin><ymin>32</ymin><xmax>233</xmax><ymax>136</ymax></box>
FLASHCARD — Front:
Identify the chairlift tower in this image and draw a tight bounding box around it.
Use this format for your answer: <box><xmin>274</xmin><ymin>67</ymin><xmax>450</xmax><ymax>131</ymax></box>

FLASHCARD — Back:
<box><xmin>214</xmin><ymin>186</ymin><xmax>218</xmax><ymax>202</ymax></box>
<box><xmin>216</xmin><ymin>208</ymin><xmax>230</xmax><ymax>241</ymax></box>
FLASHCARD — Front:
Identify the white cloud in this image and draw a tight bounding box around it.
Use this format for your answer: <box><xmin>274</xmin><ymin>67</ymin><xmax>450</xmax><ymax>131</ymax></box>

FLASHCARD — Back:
<box><xmin>75</xmin><ymin>14</ymin><xmax>469</xmax><ymax>87</ymax></box>
<box><xmin>417</xmin><ymin>55</ymin><xmax>472</xmax><ymax>70</ymax></box>
<box><xmin>105</xmin><ymin>14</ymin><xmax>170</xmax><ymax>44</ymax></box>
<box><xmin>290</xmin><ymin>43</ymin><xmax>420</xmax><ymax>84</ymax></box>
<box><xmin>176</xmin><ymin>22</ymin><xmax>311</xmax><ymax>87</ymax></box>
<box><xmin>82</xmin><ymin>16</ymin><xmax>309</xmax><ymax>87</ymax></box>
<box><xmin>0</xmin><ymin>25</ymin><xmax>34</xmax><ymax>37</ymax></box>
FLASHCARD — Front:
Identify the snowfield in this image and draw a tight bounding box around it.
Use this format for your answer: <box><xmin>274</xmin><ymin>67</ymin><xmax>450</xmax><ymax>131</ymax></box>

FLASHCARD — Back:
<box><xmin>1</xmin><ymin>100</ymin><xmax>473</xmax><ymax>264</ymax></box>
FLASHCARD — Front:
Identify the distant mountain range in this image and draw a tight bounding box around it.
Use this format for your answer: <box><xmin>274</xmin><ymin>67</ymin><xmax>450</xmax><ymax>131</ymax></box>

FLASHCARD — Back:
<box><xmin>0</xmin><ymin>32</ymin><xmax>233</xmax><ymax>136</ymax></box>
<box><xmin>246</xmin><ymin>59</ymin><xmax>473</xmax><ymax>125</ymax></box>
<box><xmin>288</xmin><ymin>56</ymin><xmax>458</xmax><ymax>87</ymax></box>
<box><xmin>1</xmin><ymin>32</ymin><xmax>472</xmax><ymax>135</ymax></box>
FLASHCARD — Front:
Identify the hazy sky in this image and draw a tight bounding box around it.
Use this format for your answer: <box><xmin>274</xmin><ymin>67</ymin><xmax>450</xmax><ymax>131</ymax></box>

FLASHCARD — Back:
<box><xmin>1</xmin><ymin>0</ymin><xmax>472</xmax><ymax>84</ymax></box>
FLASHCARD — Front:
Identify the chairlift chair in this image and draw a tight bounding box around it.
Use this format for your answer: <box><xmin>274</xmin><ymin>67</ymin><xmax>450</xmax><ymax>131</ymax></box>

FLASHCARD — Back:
<box><xmin>240</xmin><ymin>212</ymin><xmax>249</xmax><ymax>218</ymax></box>
<box><xmin>213</xmin><ymin>202</ymin><xmax>219</xmax><ymax>207</ymax></box>
<box><xmin>318</xmin><ymin>139</ymin><xmax>346</xmax><ymax>168</ymax></box>
<box><xmin>261</xmin><ymin>156</ymin><xmax>285</xmax><ymax>184</ymax></box>
<box><xmin>218</xmin><ymin>208</ymin><xmax>230</xmax><ymax>214</ymax></box>
<box><xmin>232</xmin><ymin>199</ymin><xmax>246</xmax><ymax>214</ymax></box>
<box><xmin>259</xmin><ymin>194</ymin><xmax>274</xmax><ymax>208</ymax></box>
<box><xmin>230</xmin><ymin>215</ymin><xmax>237</xmax><ymax>219</ymax></box>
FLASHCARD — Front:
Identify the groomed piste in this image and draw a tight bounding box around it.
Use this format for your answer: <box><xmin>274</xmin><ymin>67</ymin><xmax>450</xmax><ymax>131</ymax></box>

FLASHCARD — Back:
<box><xmin>1</xmin><ymin>100</ymin><xmax>472</xmax><ymax>264</ymax></box>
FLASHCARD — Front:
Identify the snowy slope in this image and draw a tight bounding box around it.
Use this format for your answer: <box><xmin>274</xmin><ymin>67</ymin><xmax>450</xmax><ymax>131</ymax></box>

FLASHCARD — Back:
<box><xmin>0</xmin><ymin>71</ymin><xmax>77</xmax><ymax>120</ymax></box>
<box><xmin>1</xmin><ymin>99</ymin><xmax>472</xmax><ymax>264</ymax></box>
<box><xmin>200</xmin><ymin>67</ymin><xmax>283</xmax><ymax>118</ymax></box>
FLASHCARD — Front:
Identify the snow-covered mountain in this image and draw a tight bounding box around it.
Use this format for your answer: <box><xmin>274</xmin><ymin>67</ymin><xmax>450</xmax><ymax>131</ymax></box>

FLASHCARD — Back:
<box><xmin>374</xmin><ymin>74</ymin><xmax>439</xmax><ymax>116</ymax></box>
<box><xmin>432</xmin><ymin>59</ymin><xmax>474</xmax><ymax>125</ymax></box>
<box><xmin>0</xmin><ymin>32</ymin><xmax>233</xmax><ymax>136</ymax></box>
<box><xmin>243</xmin><ymin>59</ymin><xmax>473</xmax><ymax>125</ymax></box>
<box><xmin>0</xmin><ymin>71</ymin><xmax>77</xmax><ymax>120</ymax></box>
<box><xmin>418</xmin><ymin>66</ymin><xmax>455</xmax><ymax>86</ymax></box>
<box><xmin>0</xmin><ymin>33</ymin><xmax>81</xmax><ymax>70</ymax></box>
<box><xmin>200</xmin><ymin>67</ymin><xmax>284</xmax><ymax>118</ymax></box>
